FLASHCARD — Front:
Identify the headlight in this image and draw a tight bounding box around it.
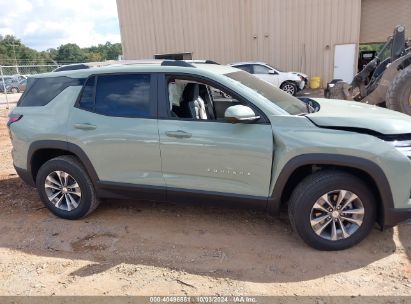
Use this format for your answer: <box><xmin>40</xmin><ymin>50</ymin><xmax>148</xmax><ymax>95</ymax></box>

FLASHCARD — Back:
<box><xmin>396</xmin><ymin>147</ymin><xmax>411</xmax><ymax>159</ymax></box>
<box><xmin>392</xmin><ymin>141</ymin><xmax>411</xmax><ymax>159</ymax></box>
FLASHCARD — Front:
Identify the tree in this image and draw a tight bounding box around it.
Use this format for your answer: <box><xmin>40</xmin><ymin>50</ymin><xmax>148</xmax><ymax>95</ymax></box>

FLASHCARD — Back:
<box><xmin>84</xmin><ymin>51</ymin><xmax>103</xmax><ymax>62</ymax></box>
<box><xmin>103</xmin><ymin>42</ymin><xmax>122</xmax><ymax>60</ymax></box>
<box><xmin>0</xmin><ymin>35</ymin><xmax>123</xmax><ymax>66</ymax></box>
<box><xmin>0</xmin><ymin>35</ymin><xmax>52</xmax><ymax>66</ymax></box>
<box><xmin>54</xmin><ymin>43</ymin><xmax>85</xmax><ymax>63</ymax></box>
<box><xmin>84</xmin><ymin>42</ymin><xmax>122</xmax><ymax>61</ymax></box>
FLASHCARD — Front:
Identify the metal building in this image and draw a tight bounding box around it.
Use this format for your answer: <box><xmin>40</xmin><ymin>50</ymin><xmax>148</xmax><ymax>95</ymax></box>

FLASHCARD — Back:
<box><xmin>116</xmin><ymin>0</ymin><xmax>411</xmax><ymax>86</ymax></box>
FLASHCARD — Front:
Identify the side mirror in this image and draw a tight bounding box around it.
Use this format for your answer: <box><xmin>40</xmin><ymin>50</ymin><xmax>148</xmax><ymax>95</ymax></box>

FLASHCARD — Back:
<box><xmin>268</xmin><ymin>70</ymin><xmax>277</xmax><ymax>75</ymax></box>
<box><xmin>224</xmin><ymin>105</ymin><xmax>260</xmax><ymax>123</ymax></box>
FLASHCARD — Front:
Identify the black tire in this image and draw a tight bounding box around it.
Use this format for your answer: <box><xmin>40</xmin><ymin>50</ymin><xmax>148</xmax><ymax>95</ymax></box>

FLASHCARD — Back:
<box><xmin>386</xmin><ymin>65</ymin><xmax>411</xmax><ymax>115</ymax></box>
<box><xmin>324</xmin><ymin>87</ymin><xmax>331</xmax><ymax>99</ymax></box>
<box><xmin>11</xmin><ymin>87</ymin><xmax>19</xmax><ymax>94</ymax></box>
<box><xmin>36</xmin><ymin>155</ymin><xmax>100</xmax><ymax>220</ymax></box>
<box><xmin>280</xmin><ymin>82</ymin><xmax>298</xmax><ymax>96</ymax></box>
<box><xmin>288</xmin><ymin>170</ymin><xmax>376</xmax><ymax>251</ymax></box>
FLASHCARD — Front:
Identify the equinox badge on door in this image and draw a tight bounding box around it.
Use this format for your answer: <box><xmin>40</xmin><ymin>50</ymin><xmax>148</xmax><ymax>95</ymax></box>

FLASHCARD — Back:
<box><xmin>207</xmin><ymin>168</ymin><xmax>251</xmax><ymax>176</ymax></box>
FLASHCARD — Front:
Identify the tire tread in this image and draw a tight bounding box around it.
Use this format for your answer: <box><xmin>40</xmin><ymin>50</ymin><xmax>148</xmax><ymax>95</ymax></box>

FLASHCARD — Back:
<box><xmin>386</xmin><ymin>65</ymin><xmax>411</xmax><ymax>114</ymax></box>
<box><xmin>36</xmin><ymin>155</ymin><xmax>100</xmax><ymax>219</ymax></box>
<box><xmin>288</xmin><ymin>170</ymin><xmax>376</xmax><ymax>250</ymax></box>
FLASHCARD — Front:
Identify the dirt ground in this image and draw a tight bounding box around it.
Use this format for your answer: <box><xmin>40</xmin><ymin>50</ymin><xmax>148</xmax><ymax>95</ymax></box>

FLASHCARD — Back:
<box><xmin>0</xmin><ymin>102</ymin><xmax>410</xmax><ymax>296</ymax></box>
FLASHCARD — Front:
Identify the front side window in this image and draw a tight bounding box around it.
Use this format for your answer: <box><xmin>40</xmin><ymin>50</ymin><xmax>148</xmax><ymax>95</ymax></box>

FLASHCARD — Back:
<box><xmin>252</xmin><ymin>65</ymin><xmax>271</xmax><ymax>74</ymax></box>
<box><xmin>167</xmin><ymin>77</ymin><xmax>259</xmax><ymax>122</ymax></box>
<box><xmin>94</xmin><ymin>74</ymin><xmax>151</xmax><ymax>117</ymax></box>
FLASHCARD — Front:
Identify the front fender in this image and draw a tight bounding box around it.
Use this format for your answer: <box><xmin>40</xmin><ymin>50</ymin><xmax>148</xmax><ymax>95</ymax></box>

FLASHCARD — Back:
<box><xmin>268</xmin><ymin>154</ymin><xmax>394</xmax><ymax>220</ymax></box>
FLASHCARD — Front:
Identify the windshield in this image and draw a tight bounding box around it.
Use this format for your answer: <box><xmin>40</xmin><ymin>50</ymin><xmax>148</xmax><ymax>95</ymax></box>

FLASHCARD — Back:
<box><xmin>225</xmin><ymin>71</ymin><xmax>307</xmax><ymax>115</ymax></box>
<box><xmin>2</xmin><ymin>79</ymin><xmax>13</xmax><ymax>85</ymax></box>
<box><xmin>266</xmin><ymin>64</ymin><xmax>283</xmax><ymax>72</ymax></box>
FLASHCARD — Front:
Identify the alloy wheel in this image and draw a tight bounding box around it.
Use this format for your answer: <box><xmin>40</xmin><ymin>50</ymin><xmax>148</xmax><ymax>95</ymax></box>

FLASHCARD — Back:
<box><xmin>282</xmin><ymin>84</ymin><xmax>295</xmax><ymax>95</ymax></box>
<box><xmin>44</xmin><ymin>171</ymin><xmax>82</xmax><ymax>211</ymax></box>
<box><xmin>310</xmin><ymin>190</ymin><xmax>365</xmax><ymax>241</ymax></box>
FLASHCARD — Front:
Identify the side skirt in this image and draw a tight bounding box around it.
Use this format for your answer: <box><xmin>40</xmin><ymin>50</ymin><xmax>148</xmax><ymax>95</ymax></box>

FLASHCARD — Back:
<box><xmin>96</xmin><ymin>181</ymin><xmax>268</xmax><ymax>210</ymax></box>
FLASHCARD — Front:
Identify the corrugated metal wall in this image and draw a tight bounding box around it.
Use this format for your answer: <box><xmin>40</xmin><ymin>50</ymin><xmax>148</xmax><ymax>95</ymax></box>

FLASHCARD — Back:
<box><xmin>117</xmin><ymin>0</ymin><xmax>361</xmax><ymax>84</ymax></box>
<box><xmin>360</xmin><ymin>0</ymin><xmax>411</xmax><ymax>43</ymax></box>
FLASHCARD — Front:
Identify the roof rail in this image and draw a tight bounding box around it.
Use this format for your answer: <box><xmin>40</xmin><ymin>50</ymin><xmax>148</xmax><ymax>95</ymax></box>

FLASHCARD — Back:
<box><xmin>184</xmin><ymin>60</ymin><xmax>220</xmax><ymax>65</ymax></box>
<box><xmin>160</xmin><ymin>60</ymin><xmax>195</xmax><ymax>68</ymax></box>
<box><xmin>53</xmin><ymin>63</ymin><xmax>90</xmax><ymax>72</ymax></box>
<box><xmin>204</xmin><ymin>60</ymin><xmax>220</xmax><ymax>65</ymax></box>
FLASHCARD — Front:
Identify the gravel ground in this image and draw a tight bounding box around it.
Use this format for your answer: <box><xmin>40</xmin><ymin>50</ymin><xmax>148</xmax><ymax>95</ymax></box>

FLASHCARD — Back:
<box><xmin>0</xmin><ymin>104</ymin><xmax>410</xmax><ymax>296</ymax></box>
<box><xmin>0</xmin><ymin>92</ymin><xmax>22</xmax><ymax>107</ymax></box>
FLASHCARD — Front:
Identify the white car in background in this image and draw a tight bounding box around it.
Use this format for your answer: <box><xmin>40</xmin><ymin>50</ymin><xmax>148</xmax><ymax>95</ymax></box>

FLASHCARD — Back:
<box><xmin>229</xmin><ymin>62</ymin><xmax>308</xmax><ymax>96</ymax></box>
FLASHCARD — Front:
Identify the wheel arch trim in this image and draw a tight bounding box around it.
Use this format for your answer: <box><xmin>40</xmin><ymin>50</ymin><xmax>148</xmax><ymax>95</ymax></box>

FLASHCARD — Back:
<box><xmin>268</xmin><ymin>154</ymin><xmax>394</xmax><ymax>225</ymax></box>
<box><xmin>27</xmin><ymin>140</ymin><xmax>99</xmax><ymax>186</ymax></box>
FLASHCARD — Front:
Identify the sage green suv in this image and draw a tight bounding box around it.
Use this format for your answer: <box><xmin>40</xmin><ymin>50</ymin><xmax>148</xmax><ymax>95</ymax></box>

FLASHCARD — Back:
<box><xmin>7</xmin><ymin>60</ymin><xmax>411</xmax><ymax>250</ymax></box>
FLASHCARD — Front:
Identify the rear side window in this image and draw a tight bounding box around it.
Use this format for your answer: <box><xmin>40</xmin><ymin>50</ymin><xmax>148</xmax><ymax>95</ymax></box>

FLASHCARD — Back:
<box><xmin>78</xmin><ymin>76</ymin><xmax>95</xmax><ymax>111</ymax></box>
<box><xmin>18</xmin><ymin>77</ymin><xmax>84</xmax><ymax>107</ymax></box>
<box><xmin>235</xmin><ymin>64</ymin><xmax>253</xmax><ymax>73</ymax></box>
<box><xmin>94</xmin><ymin>74</ymin><xmax>151</xmax><ymax>117</ymax></box>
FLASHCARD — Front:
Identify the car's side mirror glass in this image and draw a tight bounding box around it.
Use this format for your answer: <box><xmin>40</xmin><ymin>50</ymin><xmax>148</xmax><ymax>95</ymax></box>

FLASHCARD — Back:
<box><xmin>224</xmin><ymin>105</ymin><xmax>260</xmax><ymax>123</ymax></box>
<box><xmin>269</xmin><ymin>70</ymin><xmax>277</xmax><ymax>75</ymax></box>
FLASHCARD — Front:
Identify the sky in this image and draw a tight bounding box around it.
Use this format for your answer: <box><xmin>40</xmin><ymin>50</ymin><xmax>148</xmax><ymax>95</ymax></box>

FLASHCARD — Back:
<box><xmin>0</xmin><ymin>0</ymin><xmax>121</xmax><ymax>50</ymax></box>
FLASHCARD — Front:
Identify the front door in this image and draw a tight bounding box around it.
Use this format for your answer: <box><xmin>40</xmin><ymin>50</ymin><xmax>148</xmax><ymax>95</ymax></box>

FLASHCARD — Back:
<box><xmin>157</xmin><ymin>75</ymin><xmax>274</xmax><ymax>199</ymax></box>
<box><xmin>252</xmin><ymin>64</ymin><xmax>280</xmax><ymax>87</ymax></box>
<box><xmin>67</xmin><ymin>73</ymin><xmax>165</xmax><ymax>198</ymax></box>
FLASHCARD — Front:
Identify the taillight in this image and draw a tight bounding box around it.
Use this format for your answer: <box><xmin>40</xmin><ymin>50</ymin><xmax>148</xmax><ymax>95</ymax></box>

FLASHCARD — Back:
<box><xmin>7</xmin><ymin>114</ymin><xmax>23</xmax><ymax>127</ymax></box>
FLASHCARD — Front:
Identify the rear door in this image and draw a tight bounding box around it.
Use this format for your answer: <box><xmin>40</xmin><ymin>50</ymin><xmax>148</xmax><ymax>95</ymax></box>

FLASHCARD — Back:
<box><xmin>67</xmin><ymin>73</ymin><xmax>165</xmax><ymax>198</ymax></box>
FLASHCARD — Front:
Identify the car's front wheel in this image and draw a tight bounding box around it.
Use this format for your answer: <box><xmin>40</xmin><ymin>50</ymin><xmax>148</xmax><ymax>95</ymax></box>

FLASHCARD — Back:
<box><xmin>280</xmin><ymin>82</ymin><xmax>297</xmax><ymax>96</ymax></box>
<box><xmin>10</xmin><ymin>87</ymin><xmax>19</xmax><ymax>94</ymax></box>
<box><xmin>288</xmin><ymin>170</ymin><xmax>376</xmax><ymax>250</ymax></box>
<box><xmin>36</xmin><ymin>155</ymin><xmax>100</xmax><ymax>219</ymax></box>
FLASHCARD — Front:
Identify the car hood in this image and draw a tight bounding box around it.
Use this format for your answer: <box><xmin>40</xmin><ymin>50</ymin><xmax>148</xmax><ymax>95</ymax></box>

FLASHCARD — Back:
<box><xmin>280</xmin><ymin>72</ymin><xmax>301</xmax><ymax>81</ymax></box>
<box><xmin>291</xmin><ymin>71</ymin><xmax>308</xmax><ymax>79</ymax></box>
<box><xmin>307</xmin><ymin>98</ymin><xmax>411</xmax><ymax>135</ymax></box>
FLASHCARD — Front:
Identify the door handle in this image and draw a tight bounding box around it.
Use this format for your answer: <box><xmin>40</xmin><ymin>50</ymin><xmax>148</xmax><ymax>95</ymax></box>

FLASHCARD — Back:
<box><xmin>165</xmin><ymin>130</ymin><xmax>192</xmax><ymax>139</ymax></box>
<box><xmin>73</xmin><ymin>123</ymin><xmax>97</xmax><ymax>130</ymax></box>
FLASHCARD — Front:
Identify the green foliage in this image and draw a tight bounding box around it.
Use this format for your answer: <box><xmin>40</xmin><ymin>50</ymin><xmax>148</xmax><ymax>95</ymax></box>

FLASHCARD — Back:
<box><xmin>84</xmin><ymin>42</ymin><xmax>122</xmax><ymax>61</ymax></box>
<box><xmin>54</xmin><ymin>43</ymin><xmax>85</xmax><ymax>63</ymax></box>
<box><xmin>359</xmin><ymin>43</ymin><xmax>385</xmax><ymax>53</ymax></box>
<box><xmin>0</xmin><ymin>35</ymin><xmax>122</xmax><ymax>66</ymax></box>
<box><xmin>0</xmin><ymin>35</ymin><xmax>55</xmax><ymax>65</ymax></box>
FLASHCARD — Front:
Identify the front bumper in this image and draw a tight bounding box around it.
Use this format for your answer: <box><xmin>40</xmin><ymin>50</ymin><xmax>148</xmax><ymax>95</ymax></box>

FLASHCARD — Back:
<box><xmin>384</xmin><ymin>207</ymin><xmax>411</xmax><ymax>227</ymax></box>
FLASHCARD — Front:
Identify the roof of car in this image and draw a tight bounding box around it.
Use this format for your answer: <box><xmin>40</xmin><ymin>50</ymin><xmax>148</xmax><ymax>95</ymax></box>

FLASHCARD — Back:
<box><xmin>32</xmin><ymin>60</ymin><xmax>240</xmax><ymax>79</ymax></box>
<box><xmin>229</xmin><ymin>61</ymin><xmax>268</xmax><ymax>66</ymax></box>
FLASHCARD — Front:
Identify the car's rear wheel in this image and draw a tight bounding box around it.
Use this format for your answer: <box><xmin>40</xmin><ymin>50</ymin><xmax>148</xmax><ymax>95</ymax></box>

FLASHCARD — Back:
<box><xmin>280</xmin><ymin>82</ymin><xmax>297</xmax><ymax>96</ymax></box>
<box><xmin>386</xmin><ymin>65</ymin><xmax>411</xmax><ymax>115</ymax></box>
<box><xmin>36</xmin><ymin>155</ymin><xmax>100</xmax><ymax>219</ymax></box>
<box><xmin>11</xmin><ymin>87</ymin><xmax>19</xmax><ymax>94</ymax></box>
<box><xmin>288</xmin><ymin>170</ymin><xmax>376</xmax><ymax>250</ymax></box>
